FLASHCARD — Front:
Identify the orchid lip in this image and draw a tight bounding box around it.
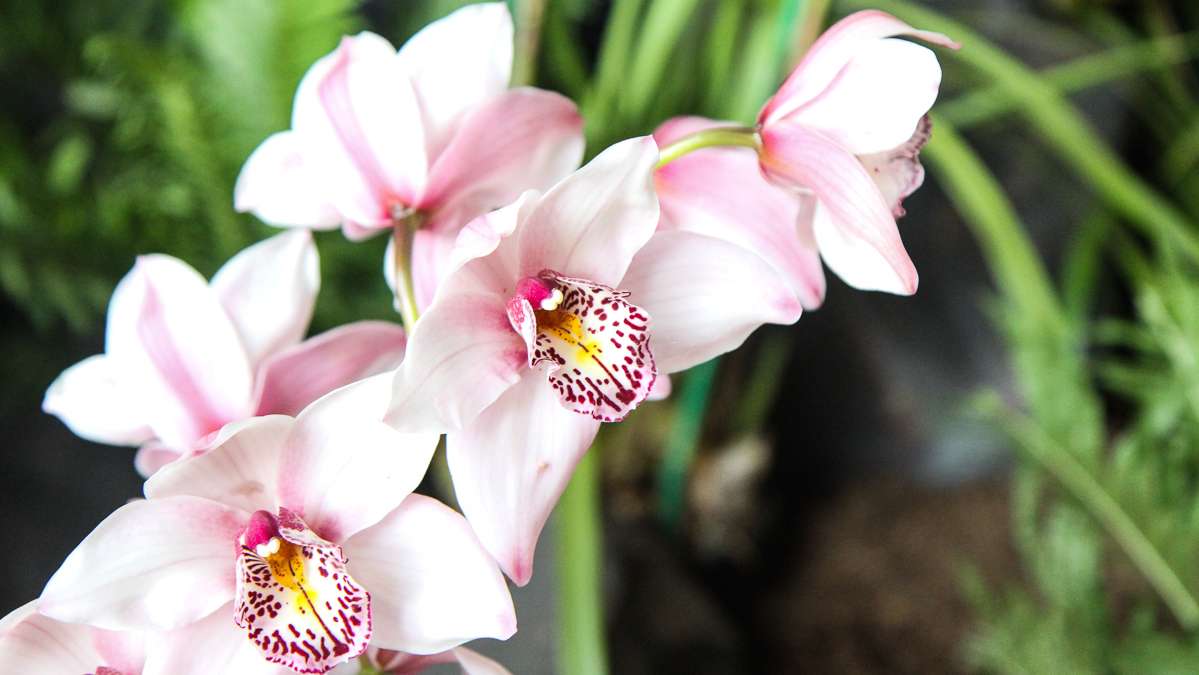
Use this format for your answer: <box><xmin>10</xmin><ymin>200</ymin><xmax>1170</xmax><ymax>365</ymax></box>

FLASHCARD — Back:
<box><xmin>235</xmin><ymin>508</ymin><xmax>371</xmax><ymax>673</ymax></box>
<box><xmin>507</xmin><ymin>270</ymin><xmax>656</xmax><ymax>422</ymax></box>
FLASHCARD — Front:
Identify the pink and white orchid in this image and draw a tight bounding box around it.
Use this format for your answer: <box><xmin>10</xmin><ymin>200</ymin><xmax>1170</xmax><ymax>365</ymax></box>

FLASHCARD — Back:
<box><xmin>654</xmin><ymin>116</ymin><xmax>828</xmax><ymax>310</ymax></box>
<box><xmin>42</xmin><ymin>230</ymin><xmax>408</xmax><ymax>476</ymax></box>
<box><xmin>38</xmin><ymin>375</ymin><xmax>515</xmax><ymax>674</ymax></box>
<box><xmin>657</xmin><ymin>10</ymin><xmax>957</xmax><ymax>300</ymax></box>
<box><xmin>330</xmin><ymin>646</ymin><xmax>510</xmax><ymax>675</ymax></box>
<box><xmin>234</xmin><ymin>2</ymin><xmax>584</xmax><ymax>311</ymax></box>
<box><xmin>385</xmin><ymin>137</ymin><xmax>802</xmax><ymax>585</ymax></box>
<box><xmin>0</xmin><ymin>602</ymin><xmax>145</xmax><ymax>674</ymax></box>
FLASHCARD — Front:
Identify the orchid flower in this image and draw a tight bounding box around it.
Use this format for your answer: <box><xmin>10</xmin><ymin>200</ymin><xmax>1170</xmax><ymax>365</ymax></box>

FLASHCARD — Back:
<box><xmin>656</xmin><ymin>10</ymin><xmax>957</xmax><ymax>299</ymax></box>
<box><xmin>329</xmin><ymin>646</ymin><xmax>510</xmax><ymax>675</ymax></box>
<box><xmin>0</xmin><ymin>601</ymin><xmax>145</xmax><ymax>674</ymax></box>
<box><xmin>234</xmin><ymin>2</ymin><xmax>584</xmax><ymax>323</ymax></box>
<box><xmin>38</xmin><ymin>374</ymin><xmax>514</xmax><ymax>674</ymax></box>
<box><xmin>385</xmin><ymin>137</ymin><xmax>802</xmax><ymax>584</ymax></box>
<box><xmin>42</xmin><ymin>230</ymin><xmax>408</xmax><ymax>476</ymax></box>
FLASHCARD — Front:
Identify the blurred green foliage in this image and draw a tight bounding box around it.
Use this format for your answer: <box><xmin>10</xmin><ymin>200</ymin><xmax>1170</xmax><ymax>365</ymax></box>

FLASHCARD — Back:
<box><xmin>856</xmin><ymin>0</ymin><xmax>1199</xmax><ymax>671</ymax></box>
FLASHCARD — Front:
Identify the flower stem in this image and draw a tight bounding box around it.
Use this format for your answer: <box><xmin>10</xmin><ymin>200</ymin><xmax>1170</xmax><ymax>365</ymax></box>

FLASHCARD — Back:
<box><xmin>391</xmin><ymin>216</ymin><xmax>421</xmax><ymax>330</ymax></box>
<box><xmin>657</xmin><ymin>359</ymin><xmax>718</xmax><ymax>530</ymax></box>
<box><xmin>655</xmin><ymin>126</ymin><xmax>760</xmax><ymax>169</ymax></box>
<box><xmin>556</xmin><ymin>448</ymin><xmax>608</xmax><ymax>675</ymax></box>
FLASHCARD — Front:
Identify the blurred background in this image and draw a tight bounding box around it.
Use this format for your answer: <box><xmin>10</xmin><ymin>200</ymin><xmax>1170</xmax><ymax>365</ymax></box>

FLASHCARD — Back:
<box><xmin>4</xmin><ymin>0</ymin><xmax>1199</xmax><ymax>672</ymax></box>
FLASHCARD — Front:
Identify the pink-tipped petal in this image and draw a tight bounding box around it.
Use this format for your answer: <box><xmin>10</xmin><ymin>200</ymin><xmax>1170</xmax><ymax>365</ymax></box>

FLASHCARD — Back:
<box><xmin>786</xmin><ymin>38</ymin><xmax>942</xmax><ymax>155</ymax></box>
<box><xmin>42</xmin><ymin>355</ymin><xmax>154</xmax><ymax>447</ymax></box>
<box><xmin>654</xmin><ymin>116</ymin><xmax>826</xmax><ymax>309</ymax></box>
<box><xmin>384</xmin><ymin>291</ymin><xmax>526</xmax><ymax>433</ymax></box>
<box><xmin>39</xmin><ymin>497</ymin><xmax>247</xmax><ymax>631</ymax></box>
<box><xmin>447</xmin><ymin>375</ymin><xmax>601</xmax><ymax>585</ymax></box>
<box><xmin>0</xmin><ymin>602</ymin><xmax>111</xmax><ymax>673</ymax></box>
<box><xmin>761</xmin><ymin>122</ymin><xmax>918</xmax><ymax>295</ymax></box>
<box><xmin>253</xmin><ymin>321</ymin><xmax>408</xmax><ymax>417</ymax></box>
<box><xmin>90</xmin><ymin>625</ymin><xmax>147</xmax><ymax>674</ymax></box>
<box><xmin>518</xmin><ymin>136</ymin><xmax>659</xmax><ymax>288</ymax></box>
<box><xmin>293</xmin><ymin>32</ymin><xmax>426</xmax><ymax>227</ymax></box>
<box><xmin>145</xmin><ymin>416</ymin><xmax>292</xmax><ymax>515</ymax></box>
<box><xmin>343</xmin><ymin>495</ymin><xmax>516</xmax><ymax>653</ymax></box>
<box><xmin>622</xmin><ymin>231</ymin><xmax>803</xmax><ymax>374</ymax></box>
<box><xmin>649</xmin><ymin>372</ymin><xmax>672</xmax><ymax>400</ymax></box>
<box><xmin>234</xmin><ymin>131</ymin><xmax>342</xmax><ymax>229</ymax></box>
<box><xmin>211</xmin><ymin>230</ymin><xmax>320</xmax><ymax>368</ymax></box>
<box><xmin>134</xmin><ymin>441</ymin><xmax>182</xmax><ymax>478</ymax></box>
<box><xmin>453</xmin><ymin>647</ymin><xmax>513</xmax><ymax>675</ymax></box>
<box><xmin>106</xmin><ymin>255</ymin><xmax>255</xmax><ymax>451</ymax></box>
<box><xmin>278</xmin><ymin>374</ymin><xmax>439</xmax><ymax>543</ymax></box>
<box><xmin>420</xmin><ymin>87</ymin><xmax>583</xmax><ymax>217</ymax></box>
<box><xmin>143</xmin><ymin>602</ymin><xmax>292</xmax><ymax>675</ymax></box>
<box><xmin>760</xmin><ymin>9</ymin><xmax>958</xmax><ymax>125</ymax></box>
<box><xmin>396</xmin><ymin>2</ymin><xmax>514</xmax><ymax>157</ymax></box>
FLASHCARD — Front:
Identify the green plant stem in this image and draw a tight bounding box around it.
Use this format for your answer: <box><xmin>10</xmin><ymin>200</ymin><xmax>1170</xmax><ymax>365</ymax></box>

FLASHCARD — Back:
<box><xmin>390</xmin><ymin>215</ymin><xmax>421</xmax><ymax>330</ymax></box>
<box><xmin>850</xmin><ymin>0</ymin><xmax>1199</xmax><ymax>264</ymax></box>
<box><xmin>657</xmin><ymin>359</ymin><xmax>719</xmax><ymax>529</ymax></box>
<box><xmin>557</xmin><ymin>448</ymin><xmax>608</xmax><ymax>675</ymax></box>
<box><xmin>790</xmin><ymin>0</ymin><xmax>832</xmax><ymax>65</ymax></box>
<box><xmin>511</xmin><ymin>0</ymin><xmax>547</xmax><ymax>86</ymax></box>
<box><xmin>655</xmin><ymin>126</ymin><xmax>759</xmax><ymax>168</ymax></box>
<box><xmin>941</xmin><ymin>31</ymin><xmax>1199</xmax><ymax>128</ymax></box>
<box><xmin>989</xmin><ymin>400</ymin><xmax>1199</xmax><ymax>630</ymax></box>
<box><xmin>356</xmin><ymin>655</ymin><xmax>382</xmax><ymax>675</ymax></box>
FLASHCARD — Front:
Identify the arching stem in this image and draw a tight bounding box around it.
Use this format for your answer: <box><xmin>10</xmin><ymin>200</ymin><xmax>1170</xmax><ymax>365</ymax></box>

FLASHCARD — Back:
<box><xmin>655</xmin><ymin>126</ymin><xmax>760</xmax><ymax>169</ymax></box>
<box><xmin>391</xmin><ymin>210</ymin><xmax>422</xmax><ymax>330</ymax></box>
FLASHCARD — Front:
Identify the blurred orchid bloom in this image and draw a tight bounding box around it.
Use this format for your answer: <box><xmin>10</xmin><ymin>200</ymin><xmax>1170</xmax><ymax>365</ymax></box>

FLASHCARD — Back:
<box><xmin>0</xmin><ymin>602</ymin><xmax>146</xmax><ymax>674</ymax></box>
<box><xmin>42</xmin><ymin>230</ymin><xmax>408</xmax><ymax>477</ymax></box>
<box><xmin>39</xmin><ymin>375</ymin><xmax>515</xmax><ymax>675</ymax></box>
<box><xmin>658</xmin><ymin>10</ymin><xmax>957</xmax><ymax>300</ymax></box>
<box><xmin>385</xmin><ymin>137</ymin><xmax>801</xmax><ymax>584</ymax></box>
<box><xmin>235</xmin><ymin>2</ymin><xmax>583</xmax><ymax>311</ymax></box>
<box><xmin>329</xmin><ymin>646</ymin><xmax>510</xmax><ymax>675</ymax></box>
<box><xmin>759</xmin><ymin>10</ymin><xmax>957</xmax><ymax>295</ymax></box>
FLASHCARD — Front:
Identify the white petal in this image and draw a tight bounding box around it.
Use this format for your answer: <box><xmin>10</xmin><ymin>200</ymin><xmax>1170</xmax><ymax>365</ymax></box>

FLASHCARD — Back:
<box><xmin>42</xmin><ymin>354</ymin><xmax>154</xmax><ymax>446</ymax></box>
<box><xmin>759</xmin><ymin>9</ymin><xmax>957</xmax><ymax>125</ymax></box>
<box><xmin>145</xmin><ymin>415</ymin><xmax>293</xmax><ymax>515</ymax></box>
<box><xmin>788</xmin><ymin>38</ymin><xmax>942</xmax><ymax>155</ymax></box>
<box><xmin>383</xmin><ymin>290</ymin><xmax>526</xmax><ymax>434</ymax></box>
<box><xmin>39</xmin><ymin>497</ymin><xmax>246</xmax><ymax>631</ymax></box>
<box><xmin>278</xmin><ymin>374</ymin><xmax>439</xmax><ymax>543</ymax></box>
<box><xmin>654</xmin><ymin>116</ymin><xmax>826</xmax><ymax>309</ymax></box>
<box><xmin>447</xmin><ymin>375</ymin><xmax>600</xmax><ymax>585</ymax></box>
<box><xmin>142</xmin><ymin>602</ymin><xmax>291</xmax><ymax>675</ymax></box>
<box><xmin>105</xmin><ymin>255</ymin><xmax>255</xmax><ymax>449</ymax></box>
<box><xmin>342</xmin><ymin>495</ymin><xmax>516</xmax><ymax>653</ymax></box>
<box><xmin>293</xmin><ymin>32</ymin><xmax>427</xmax><ymax>226</ymax></box>
<box><xmin>252</xmin><ymin>320</ymin><xmax>408</xmax><ymax>417</ymax></box>
<box><xmin>211</xmin><ymin>230</ymin><xmax>320</xmax><ymax>367</ymax></box>
<box><xmin>397</xmin><ymin>2</ymin><xmax>514</xmax><ymax>157</ymax></box>
<box><xmin>761</xmin><ymin>122</ymin><xmax>918</xmax><ymax>295</ymax></box>
<box><xmin>0</xmin><ymin>602</ymin><xmax>101</xmax><ymax>673</ymax></box>
<box><xmin>234</xmin><ymin>131</ymin><xmax>342</xmax><ymax>229</ymax></box>
<box><xmin>622</xmin><ymin>231</ymin><xmax>802</xmax><ymax>374</ymax></box>
<box><xmin>517</xmin><ymin>136</ymin><xmax>659</xmax><ymax>287</ymax></box>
